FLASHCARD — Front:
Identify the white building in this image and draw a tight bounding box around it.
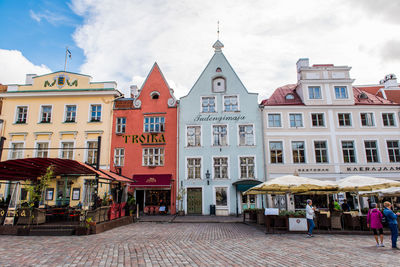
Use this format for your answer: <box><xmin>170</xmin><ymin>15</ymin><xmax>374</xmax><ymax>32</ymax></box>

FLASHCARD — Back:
<box><xmin>261</xmin><ymin>59</ymin><xmax>400</xmax><ymax>209</ymax></box>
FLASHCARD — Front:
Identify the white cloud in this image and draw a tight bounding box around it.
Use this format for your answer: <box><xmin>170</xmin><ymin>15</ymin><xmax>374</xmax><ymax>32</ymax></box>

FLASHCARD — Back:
<box><xmin>0</xmin><ymin>49</ymin><xmax>51</xmax><ymax>85</ymax></box>
<box><xmin>29</xmin><ymin>9</ymin><xmax>72</xmax><ymax>26</ymax></box>
<box><xmin>70</xmin><ymin>0</ymin><xmax>400</xmax><ymax>100</ymax></box>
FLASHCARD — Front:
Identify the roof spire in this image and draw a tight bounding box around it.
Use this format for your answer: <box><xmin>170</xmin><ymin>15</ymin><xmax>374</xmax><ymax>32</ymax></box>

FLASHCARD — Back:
<box><xmin>213</xmin><ymin>21</ymin><xmax>224</xmax><ymax>52</ymax></box>
<box><xmin>217</xmin><ymin>20</ymin><xmax>220</xmax><ymax>40</ymax></box>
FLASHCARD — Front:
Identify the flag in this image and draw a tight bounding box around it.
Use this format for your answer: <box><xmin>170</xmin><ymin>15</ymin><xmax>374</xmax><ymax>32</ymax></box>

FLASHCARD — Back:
<box><xmin>67</xmin><ymin>48</ymin><xmax>72</xmax><ymax>59</ymax></box>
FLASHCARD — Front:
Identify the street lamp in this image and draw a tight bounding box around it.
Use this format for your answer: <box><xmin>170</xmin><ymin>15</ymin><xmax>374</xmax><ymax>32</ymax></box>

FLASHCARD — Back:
<box><xmin>206</xmin><ymin>170</ymin><xmax>211</xmax><ymax>185</ymax></box>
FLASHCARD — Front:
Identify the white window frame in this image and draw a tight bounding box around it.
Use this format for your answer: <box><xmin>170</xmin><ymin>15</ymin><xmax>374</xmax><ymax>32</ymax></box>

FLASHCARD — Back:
<box><xmin>334</xmin><ymin>86</ymin><xmax>349</xmax><ymax>99</ymax></box>
<box><xmin>212</xmin><ymin>156</ymin><xmax>229</xmax><ymax>179</ymax></box>
<box><xmin>211</xmin><ymin>124</ymin><xmax>228</xmax><ymax>146</ymax></box>
<box><xmin>8</xmin><ymin>141</ymin><xmax>25</xmax><ymax>160</ymax></box>
<box><xmin>186</xmin><ymin>157</ymin><xmax>202</xmax><ymax>179</ymax></box>
<box><xmin>291</xmin><ymin>140</ymin><xmax>306</xmax><ymax>164</ymax></box>
<box><xmin>267</xmin><ymin>113</ymin><xmax>283</xmax><ymax>128</ymax></box>
<box><xmin>212</xmin><ymin>76</ymin><xmax>226</xmax><ymax>93</ymax></box>
<box><xmin>89</xmin><ymin>104</ymin><xmax>102</xmax><ymax>122</ymax></box>
<box><xmin>310</xmin><ymin>113</ymin><xmax>326</xmax><ymax>128</ymax></box>
<box><xmin>200</xmin><ymin>96</ymin><xmax>217</xmax><ymax>113</ymax></box>
<box><xmin>386</xmin><ymin>140</ymin><xmax>400</xmax><ymax>163</ymax></box>
<box><xmin>15</xmin><ymin>105</ymin><xmax>28</xmax><ymax>124</ymax></box>
<box><xmin>364</xmin><ymin>139</ymin><xmax>380</xmax><ymax>163</ymax></box>
<box><xmin>223</xmin><ymin>95</ymin><xmax>239</xmax><ymax>112</ymax></box>
<box><xmin>359</xmin><ymin>112</ymin><xmax>375</xmax><ymax>128</ymax></box>
<box><xmin>186</xmin><ymin>125</ymin><xmax>202</xmax><ymax>147</ymax></box>
<box><xmin>114</xmin><ymin>148</ymin><xmax>125</xmax><ymax>167</ymax></box>
<box><xmin>289</xmin><ymin>113</ymin><xmax>304</xmax><ymax>128</ymax></box>
<box><xmin>142</xmin><ymin>147</ymin><xmax>165</xmax><ymax>166</ymax></box>
<box><xmin>269</xmin><ymin>140</ymin><xmax>284</xmax><ymax>164</ymax></box>
<box><xmin>308</xmin><ymin>86</ymin><xmax>322</xmax><ymax>100</ymax></box>
<box><xmin>337</xmin><ymin>112</ymin><xmax>352</xmax><ymax>127</ymax></box>
<box><xmin>143</xmin><ymin>116</ymin><xmax>165</xmax><ymax>133</ymax></box>
<box><xmin>35</xmin><ymin>141</ymin><xmax>50</xmax><ymax>158</ymax></box>
<box><xmin>213</xmin><ymin>186</ymin><xmax>230</xmax><ymax>208</ymax></box>
<box><xmin>381</xmin><ymin>112</ymin><xmax>397</xmax><ymax>127</ymax></box>
<box><xmin>238</xmin><ymin>155</ymin><xmax>256</xmax><ymax>179</ymax></box>
<box><xmin>313</xmin><ymin>140</ymin><xmax>329</xmax><ymax>164</ymax></box>
<box><xmin>116</xmin><ymin>117</ymin><xmax>127</xmax><ymax>134</ymax></box>
<box><xmin>238</xmin><ymin>124</ymin><xmax>255</xmax><ymax>146</ymax></box>
<box><xmin>59</xmin><ymin>140</ymin><xmax>75</xmax><ymax>160</ymax></box>
<box><xmin>85</xmin><ymin>140</ymin><xmax>98</xmax><ymax>165</ymax></box>
<box><xmin>38</xmin><ymin>104</ymin><xmax>53</xmax><ymax>123</ymax></box>
<box><xmin>64</xmin><ymin>104</ymin><xmax>77</xmax><ymax>123</ymax></box>
<box><xmin>340</xmin><ymin>139</ymin><xmax>357</xmax><ymax>164</ymax></box>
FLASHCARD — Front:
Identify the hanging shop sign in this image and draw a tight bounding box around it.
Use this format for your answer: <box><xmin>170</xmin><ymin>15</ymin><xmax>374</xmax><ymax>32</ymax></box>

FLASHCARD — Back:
<box><xmin>122</xmin><ymin>133</ymin><xmax>165</xmax><ymax>144</ymax></box>
<box><xmin>193</xmin><ymin>114</ymin><xmax>245</xmax><ymax>122</ymax></box>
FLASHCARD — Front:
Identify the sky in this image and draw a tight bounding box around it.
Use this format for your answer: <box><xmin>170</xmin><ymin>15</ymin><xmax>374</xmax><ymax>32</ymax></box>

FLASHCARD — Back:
<box><xmin>1</xmin><ymin>0</ymin><xmax>400</xmax><ymax>100</ymax></box>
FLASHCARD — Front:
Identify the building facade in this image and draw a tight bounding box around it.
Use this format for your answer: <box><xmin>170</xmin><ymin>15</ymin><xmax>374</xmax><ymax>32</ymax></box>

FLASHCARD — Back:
<box><xmin>0</xmin><ymin>71</ymin><xmax>121</xmax><ymax>203</ymax></box>
<box><xmin>178</xmin><ymin>41</ymin><xmax>265</xmax><ymax>215</ymax></box>
<box><xmin>261</xmin><ymin>59</ymin><xmax>400</xmax><ymax>209</ymax></box>
<box><xmin>111</xmin><ymin>63</ymin><xmax>178</xmax><ymax>214</ymax></box>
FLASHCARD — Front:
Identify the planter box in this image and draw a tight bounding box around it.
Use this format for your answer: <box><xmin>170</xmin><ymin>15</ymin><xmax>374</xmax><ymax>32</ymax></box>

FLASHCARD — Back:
<box><xmin>288</xmin><ymin>217</ymin><xmax>307</xmax><ymax>231</ymax></box>
<box><xmin>256</xmin><ymin>212</ymin><xmax>265</xmax><ymax>225</ymax></box>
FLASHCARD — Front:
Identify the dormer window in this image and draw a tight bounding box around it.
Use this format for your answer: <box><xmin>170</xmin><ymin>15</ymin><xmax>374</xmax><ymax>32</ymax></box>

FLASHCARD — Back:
<box><xmin>216</xmin><ymin>68</ymin><xmax>222</xmax><ymax>72</ymax></box>
<box><xmin>212</xmin><ymin>77</ymin><xmax>226</xmax><ymax>93</ymax></box>
<box><xmin>359</xmin><ymin>92</ymin><xmax>368</xmax><ymax>99</ymax></box>
<box><xmin>150</xmin><ymin>91</ymin><xmax>160</xmax><ymax>99</ymax></box>
<box><xmin>285</xmin><ymin>93</ymin><xmax>294</xmax><ymax>100</ymax></box>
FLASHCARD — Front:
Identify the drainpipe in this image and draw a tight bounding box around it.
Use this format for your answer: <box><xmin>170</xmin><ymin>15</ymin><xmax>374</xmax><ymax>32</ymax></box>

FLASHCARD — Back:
<box><xmin>176</xmin><ymin>101</ymin><xmax>180</xmax><ymax>214</ymax></box>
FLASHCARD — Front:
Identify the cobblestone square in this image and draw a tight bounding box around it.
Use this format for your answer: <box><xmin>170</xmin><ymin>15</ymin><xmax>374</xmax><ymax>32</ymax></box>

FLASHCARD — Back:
<box><xmin>0</xmin><ymin>222</ymin><xmax>399</xmax><ymax>266</ymax></box>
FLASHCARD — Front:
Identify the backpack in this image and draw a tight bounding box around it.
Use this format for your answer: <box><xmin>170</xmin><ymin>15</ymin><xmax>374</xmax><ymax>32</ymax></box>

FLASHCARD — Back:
<box><xmin>381</xmin><ymin>211</ymin><xmax>388</xmax><ymax>226</ymax></box>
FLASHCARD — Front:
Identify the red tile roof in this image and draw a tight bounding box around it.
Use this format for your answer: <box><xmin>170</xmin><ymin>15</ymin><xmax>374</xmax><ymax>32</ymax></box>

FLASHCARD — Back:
<box><xmin>261</xmin><ymin>84</ymin><xmax>304</xmax><ymax>106</ymax></box>
<box><xmin>353</xmin><ymin>87</ymin><xmax>397</xmax><ymax>105</ymax></box>
<box><xmin>383</xmin><ymin>90</ymin><xmax>400</xmax><ymax>104</ymax></box>
<box><xmin>355</xmin><ymin>85</ymin><xmax>383</xmax><ymax>95</ymax></box>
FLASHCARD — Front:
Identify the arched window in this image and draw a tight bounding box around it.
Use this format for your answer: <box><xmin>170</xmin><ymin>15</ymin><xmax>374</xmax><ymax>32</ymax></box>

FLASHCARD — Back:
<box><xmin>285</xmin><ymin>93</ymin><xmax>294</xmax><ymax>100</ymax></box>
<box><xmin>212</xmin><ymin>77</ymin><xmax>226</xmax><ymax>93</ymax></box>
<box><xmin>150</xmin><ymin>91</ymin><xmax>160</xmax><ymax>99</ymax></box>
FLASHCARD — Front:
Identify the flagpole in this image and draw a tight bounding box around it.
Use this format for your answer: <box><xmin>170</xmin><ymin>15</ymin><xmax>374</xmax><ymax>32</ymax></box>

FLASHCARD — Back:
<box><xmin>64</xmin><ymin>47</ymin><xmax>68</xmax><ymax>72</ymax></box>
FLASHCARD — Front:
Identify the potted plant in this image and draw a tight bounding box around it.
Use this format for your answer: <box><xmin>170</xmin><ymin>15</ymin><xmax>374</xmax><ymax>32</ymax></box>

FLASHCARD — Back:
<box><xmin>256</xmin><ymin>208</ymin><xmax>265</xmax><ymax>225</ymax></box>
<box><xmin>177</xmin><ymin>187</ymin><xmax>186</xmax><ymax>216</ymax></box>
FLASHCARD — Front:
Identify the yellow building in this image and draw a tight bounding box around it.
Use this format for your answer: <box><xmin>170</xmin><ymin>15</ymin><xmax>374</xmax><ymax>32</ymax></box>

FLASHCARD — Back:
<box><xmin>0</xmin><ymin>71</ymin><xmax>122</xmax><ymax>205</ymax></box>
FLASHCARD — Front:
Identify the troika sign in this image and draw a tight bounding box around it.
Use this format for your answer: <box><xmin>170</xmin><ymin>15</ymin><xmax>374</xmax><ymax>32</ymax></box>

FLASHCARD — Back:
<box><xmin>122</xmin><ymin>133</ymin><xmax>165</xmax><ymax>144</ymax></box>
<box><xmin>193</xmin><ymin>114</ymin><xmax>246</xmax><ymax>122</ymax></box>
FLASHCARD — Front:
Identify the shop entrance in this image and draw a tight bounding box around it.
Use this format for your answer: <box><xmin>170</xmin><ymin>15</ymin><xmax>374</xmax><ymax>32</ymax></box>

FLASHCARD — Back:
<box><xmin>136</xmin><ymin>190</ymin><xmax>144</xmax><ymax>212</ymax></box>
<box><xmin>187</xmin><ymin>188</ymin><xmax>202</xmax><ymax>214</ymax></box>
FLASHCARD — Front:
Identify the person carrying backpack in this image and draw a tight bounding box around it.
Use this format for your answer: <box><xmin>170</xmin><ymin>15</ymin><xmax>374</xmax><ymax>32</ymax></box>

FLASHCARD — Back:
<box><xmin>383</xmin><ymin>201</ymin><xmax>400</xmax><ymax>249</ymax></box>
<box><xmin>367</xmin><ymin>203</ymin><xmax>384</xmax><ymax>247</ymax></box>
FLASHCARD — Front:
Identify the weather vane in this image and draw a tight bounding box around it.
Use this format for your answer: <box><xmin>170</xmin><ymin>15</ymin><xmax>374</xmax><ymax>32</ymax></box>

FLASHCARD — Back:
<box><xmin>217</xmin><ymin>21</ymin><xmax>220</xmax><ymax>40</ymax></box>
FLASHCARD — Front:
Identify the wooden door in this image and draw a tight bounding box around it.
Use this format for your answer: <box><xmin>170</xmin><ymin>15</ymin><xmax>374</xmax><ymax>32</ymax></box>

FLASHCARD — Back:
<box><xmin>187</xmin><ymin>188</ymin><xmax>202</xmax><ymax>214</ymax></box>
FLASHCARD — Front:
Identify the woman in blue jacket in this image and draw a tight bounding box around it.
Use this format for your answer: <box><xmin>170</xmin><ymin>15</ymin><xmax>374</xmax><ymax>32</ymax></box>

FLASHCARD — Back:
<box><xmin>383</xmin><ymin>201</ymin><xmax>400</xmax><ymax>249</ymax></box>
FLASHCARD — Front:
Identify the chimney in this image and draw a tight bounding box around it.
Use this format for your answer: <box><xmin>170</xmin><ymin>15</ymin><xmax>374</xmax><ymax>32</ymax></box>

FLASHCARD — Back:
<box><xmin>130</xmin><ymin>85</ymin><xmax>138</xmax><ymax>98</ymax></box>
<box><xmin>380</xmin><ymin>74</ymin><xmax>398</xmax><ymax>88</ymax></box>
<box><xmin>25</xmin><ymin>74</ymin><xmax>37</xmax><ymax>85</ymax></box>
<box><xmin>296</xmin><ymin>58</ymin><xmax>309</xmax><ymax>72</ymax></box>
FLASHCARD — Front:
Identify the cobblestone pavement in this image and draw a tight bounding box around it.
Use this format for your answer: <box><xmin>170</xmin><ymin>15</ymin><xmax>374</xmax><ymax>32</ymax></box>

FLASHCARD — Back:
<box><xmin>0</xmin><ymin>222</ymin><xmax>399</xmax><ymax>267</ymax></box>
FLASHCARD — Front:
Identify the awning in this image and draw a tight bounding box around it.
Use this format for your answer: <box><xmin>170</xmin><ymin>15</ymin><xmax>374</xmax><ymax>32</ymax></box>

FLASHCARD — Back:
<box><xmin>131</xmin><ymin>174</ymin><xmax>172</xmax><ymax>188</ymax></box>
<box><xmin>232</xmin><ymin>179</ymin><xmax>262</xmax><ymax>192</ymax></box>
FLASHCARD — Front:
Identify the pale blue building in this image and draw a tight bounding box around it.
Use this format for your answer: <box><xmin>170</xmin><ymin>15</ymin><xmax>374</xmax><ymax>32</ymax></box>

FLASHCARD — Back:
<box><xmin>178</xmin><ymin>40</ymin><xmax>265</xmax><ymax>215</ymax></box>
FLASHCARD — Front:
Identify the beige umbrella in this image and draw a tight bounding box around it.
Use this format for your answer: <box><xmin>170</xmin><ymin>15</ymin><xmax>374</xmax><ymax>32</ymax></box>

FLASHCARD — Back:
<box><xmin>359</xmin><ymin>187</ymin><xmax>400</xmax><ymax>197</ymax></box>
<box><xmin>244</xmin><ymin>175</ymin><xmax>337</xmax><ymax>195</ymax></box>
<box><xmin>336</xmin><ymin>175</ymin><xmax>400</xmax><ymax>213</ymax></box>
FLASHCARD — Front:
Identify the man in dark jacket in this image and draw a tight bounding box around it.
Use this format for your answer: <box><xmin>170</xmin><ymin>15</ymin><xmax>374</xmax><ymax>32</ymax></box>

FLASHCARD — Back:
<box><xmin>383</xmin><ymin>201</ymin><xmax>400</xmax><ymax>249</ymax></box>
<box><xmin>341</xmin><ymin>199</ymin><xmax>350</xmax><ymax>212</ymax></box>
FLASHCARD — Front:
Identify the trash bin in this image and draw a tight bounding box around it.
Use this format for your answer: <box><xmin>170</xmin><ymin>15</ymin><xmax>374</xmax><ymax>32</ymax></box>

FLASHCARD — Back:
<box><xmin>210</xmin><ymin>204</ymin><xmax>216</xmax><ymax>215</ymax></box>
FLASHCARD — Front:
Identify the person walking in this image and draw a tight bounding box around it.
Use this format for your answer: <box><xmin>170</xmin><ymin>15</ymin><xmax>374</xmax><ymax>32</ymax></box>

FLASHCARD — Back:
<box><xmin>383</xmin><ymin>201</ymin><xmax>400</xmax><ymax>249</ymax></box>
<box><xmin>367</xmin><ymin>203</ymin><xmax>384</xmax><ymax>247</ymax></box>
<box><xmin>306</xmin><ymin>199</ymin><xmax>315</xmax><ymax>237</ymax></box>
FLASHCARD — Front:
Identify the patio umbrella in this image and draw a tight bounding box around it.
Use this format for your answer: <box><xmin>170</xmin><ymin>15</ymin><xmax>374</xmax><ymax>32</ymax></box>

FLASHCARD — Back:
<box><xmin>336</xmin><ymin>175</ymin><xmax>400</xmax><ymax>213</ymax></box>
<box><xmin>359</xmin><ymin>187</ymin><xmax>400</xmax><ymax>197</ymax></box>
<box><xmin>244</xmin><ymin>175</ymin><xmax>338</xmax><ymax>195</ymax></box>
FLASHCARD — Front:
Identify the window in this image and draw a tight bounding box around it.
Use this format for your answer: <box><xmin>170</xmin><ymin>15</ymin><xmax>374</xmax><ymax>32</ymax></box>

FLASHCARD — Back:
<box><xmin>16</xmin><ymin>106</ymin><xmax>27</xmax><ymax>124</ymax></box>
<box><xmin>285</xmin><ymin>94</ymin><xmax>294</xmax><ymax>100</ymax></box>
<box><xmin>387</xmin><ymin>141</ymin><xmax>400</xmax><ymax>163</ymax></box>
<box><xmin>150</xmin><ymin>91</ymin><xmax>160</xmax><ymax>99</ymax></box>
<box><xmin>10</xmin><ymin>143</ymin><xmax>23</xmax><ymax>159</ymax></box>
<box><xmin>114</xmin><ymin>148</ymin><xmax>125</xmax><ymax>166</ymax></box>
<box><xmin>213</xmin><ymin>125</ymin><xmax>227</xmax><ymax>146</ymax></box>
<box><xmin>90</xmin><ymin>104</ymin><xmax>102</xmax><ymax>122</ymax></box>
<box><xmin>360</xmin><ymin>113</ymin><xmax>374</xmax><ymax>127</ymax></box>
<box><xmin>187</xmin><ymin>158</ymin><xmax>201</xmax><ymax>179</ymax></box>
<box><xmin>292</xmin><ymin>141</ymin><xmax>306</xmax><ymax>163</ymax></box>
<box><xmin>311</xmin><ymin>113</ymin><xmax>325</xmax><ymax>127</ymax></box>
<box><xmin>213</xmin><ymin>77</ymin><xmax>226</xmax><ymax>93</ymax></box>
<box><xmin>61</xmin><ymin>142</ymin><xmax>74</xmax><ymax>160</ymax></box>
<box><xmin>239</xmin><ymin>125</ymin><xmax>254</xmax><ymax>146</ymax></box>
<box><xmin>382</xmin><ymin>113</ymin><xmax>395</xmax><ymax>126</ymax></box>
<box><xmin>86</xmin><ymin>141</ymin><xmax>98</xmax><ymax>165</ymax></box>
<box><xmin>215</xmin><ymin>187</ymin><xmax>227</xmax><ymax>206</ymax></box>
<box><xmin>116</xmin><ymin>117</ymin><xmax>126</xmax><ymax>134</ymax></box>
<box><xmin>289</xmin><ymin>114</ymin><xmax>303</xmax><ymax>127</ymax></box>
<box><xmin>65</xmin><ymin>105</ymin><xmax>76</xmax><ymax>122</ymax></box>
<box><xmin>144</xmin><ymin>117</ymin><xmax>165</xmax><ymax>132</ymax></box>
<box><xmin>224</xmin><ymin>96</ymin><xmax>238</xmax><ymax>112</ymax></box>
<box><xmin>314</xmin><ymin>141</ymin><xmax>328</xmax><ymax>163</ymax></box>
<box><xmin>268</xmin><ymin>114</ymin><xmax>281</xmax><ymax>127</ymax></box>
<box><xmin>364</xmin><ymin>141</ymin><xmax>379</xmax><ymax>163</ymax></box>
<box><xmin>187</xmin><ymin>126</ymin><xmax>201</xmax><ymax>147</ymax></box>
<box><xmin>335</xmin><ymin>86</ymin><xmax>348</xmax><ymax>99</ymax></box>
<box><xmin>201</xmin><ymin>97</ymin><xmax>216</xmax><ymax>112</ymax></box>
<box><xmin>240</xmin><ymin>157</ymin><xmax>255</xmax><ymax>179</ymax></box>
<box><xmin>308</xmin><ymin>86</ymin><xmax>321</xmax><ymax>99</ymax></box>
<box><xmin>142</xmin><ymin>148</ymin><xmax>164</xmax><ymax>166</ymax></box>
<box><xmin>213</xmin><ymin>157</ymin><xmax>228</xmax><ymax>179</ymax></box>
<box><xmin>36</xmin><ymin>142</ymin><xmax>49</xmax><ymax>158</ymax></box>
<box><xmin>342</xmin><ymin>141</ymin><xmax>356</xmax><ymax>163</ymax></box>
<box><xmin>40</xmin><ymin>106</ymin><xmax>52</xmax><ymax>123</ymax></box>
<box><xmin>270</xmin><ymin>141</ymin><xmax>283</xmax><ymax>163</ymax></box>
<box><xmin>338</xmin><ymin>113</ymin><xmax>351</xmax><ymax>126</ymax></box>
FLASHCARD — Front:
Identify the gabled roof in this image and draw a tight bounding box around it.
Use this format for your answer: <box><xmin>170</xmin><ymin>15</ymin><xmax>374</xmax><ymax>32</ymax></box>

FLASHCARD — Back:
<box><xmin>353</xmin><ymin>87</ymin><xmax>398</xmax><ymax>105</ymax></box>
<box><xmin>261</xmin><ymin>84</ymin><xmax>303</xmax><ymax>106</ymax></box>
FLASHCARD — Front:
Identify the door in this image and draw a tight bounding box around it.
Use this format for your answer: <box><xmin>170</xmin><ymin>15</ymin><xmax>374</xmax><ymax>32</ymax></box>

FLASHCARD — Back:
<box><xmin>187</xmin><ymin>188</ymin><xmax>202</xmax><ymax>214</ymax></box>
<box><xmin>136</xmin><ymin>190</ymin><xmax>144</xmax><ymax>212</ymax></box>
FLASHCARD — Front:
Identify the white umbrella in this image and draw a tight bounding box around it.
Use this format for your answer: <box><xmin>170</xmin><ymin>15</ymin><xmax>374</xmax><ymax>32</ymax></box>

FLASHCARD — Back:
<box><xmin>359</xmin><ymin>187</ymin><xmax>400</xmax><ymax>197</ymax></box>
